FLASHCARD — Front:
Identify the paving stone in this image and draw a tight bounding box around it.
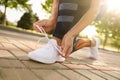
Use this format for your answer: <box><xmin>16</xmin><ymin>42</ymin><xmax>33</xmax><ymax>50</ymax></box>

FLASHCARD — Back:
<box><xmin>17</xmin><ymin>39</ymin><xmax>47</xmax><ymax>52</ymax></box>
<box><xmin>62</xmin><ymin>63</ymin><xmax>92</xmax><ymax>70</ymax></box>
<box><xmin>8</xmin><ymin>39</ymin><xmax>33</xmax><ymax>53</ymax></box>
<box><xmin>1</xmin><ymin>29</ymin><xmax>120</xmax><ymax>80</ymax></box>
<box><xmin>23</xmin><ymin>61</ymin><xmax>68</xmax><ymax>70</ymax></box>
<box><xmin>90</xmin><ymin>70</ymin><xmax>118</xmax><ymax>80</ymax></box>
<box><xmin>0</xmin><ymin>37</ymin><xmax>9</xmax><ymax>43</ymax></box>
<box><xmin>13</xmin><ymin>40</ymin><xmax>31</xmax><ymax>53</ymax></box>
<box><xmin>57</xmin><ymin>70</ymin><xmax>89</xmax><ymax>80</ymax></box>
<box><xmin>32</xmin><ymin>69</ymin><xmax>68</xmax><ymax>80</ymax></box>
<box><xmin>0</xmin><ymin>68</ymin><xmax>4</xmax><ymax>80</ymax></box>
<box><xmin>0</xmin><ymin>59</ymin><xmax>25</xmax><ymax>68</ymax></box>
<box><xmin>18</xmin><ymin>40</ymin><xmax>35</xmax><ymax>50</ymax></box>
<box><xmin>66</xmin><ymin>54</ymin><xmax>104</xmax><ymax>66</ymax></box>
<box><xmin>0</xmin><ymin>43</ymin><xmax>3</xmax><ymax>47</ymax></box>
<box><xmin>103</xmin><ymin>71</ymin><xmax>120</xmax><ymax>79</ymax></box>
<box><xmin>76</xmin><ymin>70</ymin><xmax>105</xmax><ymax>80</ymax></box>
<box><xmin>0</xmin><ymin>50</ymin><xmax>16</xmax><ymax>59</ymax></box>
<box><xmin>1</xmin><ymin>43</ymin><xmax>29</xmax><ymax>60</ymax></box>
<box><xmin>87</xmin><ymin>65</ymin><xmax>120</xmax><ymax>71</ymax></box>
<box><xmin>112</xmin><ymin>71</ymin><xmax>120</xmax><ymax>75</ymax></box>
<box><xmin>1</xmin><ymin>68</ymin><xmax>40</xmax><ymax>80</ymax></box>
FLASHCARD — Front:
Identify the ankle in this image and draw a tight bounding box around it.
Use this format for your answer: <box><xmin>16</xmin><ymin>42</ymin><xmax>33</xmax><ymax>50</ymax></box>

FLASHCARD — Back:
<box><xmin>52</xmin><ymin>37</ymin><xmax>62</xmax><ymax>46</ymax></box>
<box><xmin>75</xmin><ymin>39</ymin><xmax>91</xmax><ymax>50</ymax></box>
<box><xmin>90</xmin><ymin>39</ymin><xmax>96</xmax><ymax>47</ymax></box>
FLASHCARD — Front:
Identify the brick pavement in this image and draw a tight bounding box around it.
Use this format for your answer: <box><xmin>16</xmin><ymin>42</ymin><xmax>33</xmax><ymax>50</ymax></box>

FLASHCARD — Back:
<box><xmin>0</xmin><ymin>28</ymin><xmax>120</xmax><ymax>80</ymax></box>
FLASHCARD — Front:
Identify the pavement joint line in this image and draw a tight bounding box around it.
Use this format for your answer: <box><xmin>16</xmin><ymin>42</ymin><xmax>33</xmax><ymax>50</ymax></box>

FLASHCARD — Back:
<box><xmin>101</xmin><ymin>71</ymin><xmax>120</xmax><ymax>80</ymax></box>
<box><xmin>70</xmin><ymin>69</ymin><xmax>91</xmax><ymax>80</ymax></box>
<box><xmin>23</xmin><ymin>66</ymin><xmax>45</xmax><ymax>80</ymax></box>
<box><xmin>0</xmin><ymin>66</ymin><xmax>70</xmax><ymax>70</ymax></box>
<box><xmin>55</xmin><ymin>70</ymin><xmax>71</xmax><ymax>80</ymax></box>
<box><xmin>3</xmin><ymin>38</ymin><xmax>29</xmax><ymax>53</ymax></box>
<box><xmin>0</xmin><ymin>44</ymin><xmax>21</xmax><ymax>60</ymax></box>
<box><xmin>2</xmin><ymin>37</ymin><xmax>10</xmax><ymax>42</ymax></box>
<box><xmin>61</xmin><ymin>63</ymin><xmax>120</xmax><ymax>71</ymax></box>
<box><xmin>0</xmin><ymin>58</ymin><xmax>17</xmax><ymax>60</ymax></box>
<box><xmin>24</xmin><ymin>68</ymin><xmax>71</xmax><ymax>70</ymax></box>
<box><xmin>20</xmin><ymin>60</ymin><xmax>72</xmax><ymax>80</ymax></box>
<box><xmin>86</xmin><ymin>64</ymin><xmax>99</xmax><ymax>70</ymax></box>
<box><xmin>0</xmin><ymin>42</ymin><xmax>4</xmax><ymax>47</ymax></box>
<box><xmin>86</xmin><ymin>64</ymin><xmax>120</xmax><ymax>71</ymax></box>
<box><xmin>0</xmin><ymin>66</ymin><xmax>26</xmax><ymax>69</ymax></box>
<box><xmin>1</xmin><ymin>53</ymin><xmax>44</xmax><ymax>80</ymax></box>
<box><xmin>7</xmin><ymin>50</ymin><xmax>21</xmax><ymax>60</ymax></box>
<box><xmin>0</xmin><ymin>46</ymin><xmax>27</xmax><ymax>51</ymax></box>
<box><xmin>12</xmin><ymin>43</ymin><xmax>28</xmax><ymax>53</ymax></box>
<box><xmin>0</xmin><ymin>42</ymin><xmax>13</xmax><ymax>44</ymax></box>
<box><xmin>79</xmin><ymin>69</ymin><xmax>106</xmax><ymax>80</ymax></box>
<box><xmin>17</xmin><ymin>40</ymin><xmax>34</xmax><ymax>50</ymax></box>
<box><xmin>59</xmin><ymin>63</ymin><xmax>93</xmax><ymax>79</ymax></box>
<box><xmin>0</xmin><ymin>42</ymin><xmax>6</xmax><ymax>47</ymax></box>
<box><xmin>90</xmin><ymin>70</ymin><xmax>120</xmax><ymax>80</ymax></box>
<box><xmin>18</xmin><ymin>57</ymin><xmax>45</xmax><ymax>80</ymax></box>
<box><xmin>88</xmin><ymin>70</ymin><xmax>111</xmax><ymax>80</ymax></box>
<box><xmin>61</xmin><ymin>62</ymin><xmax>93</xmax><ymax>69</ymax></box>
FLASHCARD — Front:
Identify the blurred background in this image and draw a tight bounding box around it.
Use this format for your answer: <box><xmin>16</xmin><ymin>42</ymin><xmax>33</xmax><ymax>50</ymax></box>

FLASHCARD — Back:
<box><xmin>0</xmin><ymin>0</ymin><xmax>120</xmax><ymax>52</ymax></box>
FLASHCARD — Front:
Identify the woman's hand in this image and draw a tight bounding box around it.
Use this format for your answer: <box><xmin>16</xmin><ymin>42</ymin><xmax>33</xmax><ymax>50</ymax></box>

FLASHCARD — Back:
<box><xmin>61</xmin><ymin>34</ymin><xmax>74</xmax><ymax>58</ymax></box>
<box><xmin>33</xmin><ymin>19</ymin><xmax>55</xmax><ymax>33</ymax></box>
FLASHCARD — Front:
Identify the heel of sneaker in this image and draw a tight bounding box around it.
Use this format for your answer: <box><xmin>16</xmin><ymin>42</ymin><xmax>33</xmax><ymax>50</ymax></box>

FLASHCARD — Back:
<box><xmin>89</xmin><ymin>37</ymin><xmax>100</xmax><ymax>59</ymax></box>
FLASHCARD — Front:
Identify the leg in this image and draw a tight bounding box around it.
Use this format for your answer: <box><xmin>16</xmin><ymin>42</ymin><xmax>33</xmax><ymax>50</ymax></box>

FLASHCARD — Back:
<box><xmin>75</xmin><ymin>39</ymin><xmax>91</xmax><ymax>50</ymax></box>
<box><xmin>73</xmin><ymin>38</ymin><xmax>100</xmax><ymax>59</ymax></box>
<box><xmin>28</xmin><ymin>0</ymin><xmax>93</xmax><ymax>64</ymax></box>
<box><xmin>53</xmin><ymin>0</ymin><xmax>91</xmax><ymax>42</ymax></box>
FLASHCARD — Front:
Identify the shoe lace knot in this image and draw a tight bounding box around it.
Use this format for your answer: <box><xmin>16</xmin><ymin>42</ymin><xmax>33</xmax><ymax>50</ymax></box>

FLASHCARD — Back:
<box><xmin>35</xmin><ymin>25</ymin><xmax>63</xmax><ymax>55</ymax></box>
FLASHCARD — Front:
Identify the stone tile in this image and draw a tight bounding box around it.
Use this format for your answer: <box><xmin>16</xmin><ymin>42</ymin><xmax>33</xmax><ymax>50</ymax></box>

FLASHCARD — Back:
<box><xmin>112</xmin><ymin>71</ymin><xmax>120</xmax><ymax>75</ymax></box>
<box><xmin>62</xmin><ymin>63</ymin><xmax>92</xmax><ymax>70</ymax></box>
<box><xmin>90</xmin><ymin>70</ymin><xmax>118</xmax><ymax>80</ymax></box>
<box><xmin>0</xmin><ymin>68</ymin><xmax>4</xmax><ymax>80</ymax></box>
<box><xmin>0</xmin><ymin>59</ymin><xmax>25</xmax><ymax>68</ymax></box>
<box><xmin>1</xmin><ymin>29</ymin><xmax>120</xmax><ymax>80</ymax></box>
<box><xmin>87</xmin><ymin>65</ymin><xmax>120</xmax><ymax>71</ymax></box>
<box><xmin>32</xmin><ymin>69</ymin><xmax>68</xmax><ymax>80</ymax></box>
<box><xmin>0</xmin><ymin>37</ymin><xmax>9</xmax><ymax>43</ymax></box>
<box><xmin>0</xmin><ymin>42</ymin><xmax>3</xmax><ymax>47</ymax></box>
<box><xmin>23</xmin><ymin>61</ymin><xmax>68</xmax><ymax>70</ymax></box>
<box><xmin>8</xmin><ymin>39</ymin><xmax>32</xmax><ymax>53</ymax></box>
<box><xmin>1</xmin><ymin>43</ymin><xmax>29</xmax><ymax>60</ymax></box>
<box><xmin>1</xmin><ymin>68</ymin><xmax>40</xmax><ymax>80</ymax></box>
<box><xmin>18</xmin><ymin>40</ymin><xmax>36</xmax><ymax>50</ymax></box>
<box><xmin>0</xmin><ymin>50</ymin><xmax>16</xmax><ymax>59</ymax></box>
<box><xmin>57</xmin><ymin>70</ymin><xmax>89</xmax><ymax>80</ymax></box>
<box><xmin>9</xmin><ymin>50</ymin><xmax>29</xmax><ymax>60</ymax></box>
<box><xmin>65</xmin><ymin>55</ymin><xmax>102</xmax><ymax>65</ymax></box>
<box><xmin>76</xmin><ymin>70</ymin><xmax>105</xmax><ymax>80</ymax></box>
<box><xmin>103</xmin><ymin>71</ymin><xmax>120</xmax><ymax>79</ymax></box>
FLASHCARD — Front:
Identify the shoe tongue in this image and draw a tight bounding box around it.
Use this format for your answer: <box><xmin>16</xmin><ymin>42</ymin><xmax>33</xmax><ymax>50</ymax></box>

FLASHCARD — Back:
<box><xmin>49</xmin><ymin>39</ymin><xmax>57</xmax><ymax>46</ymax></box>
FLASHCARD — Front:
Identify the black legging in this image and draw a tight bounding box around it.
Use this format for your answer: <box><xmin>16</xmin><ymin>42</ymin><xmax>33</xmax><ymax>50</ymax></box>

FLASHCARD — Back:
<box><xmin>53</xmin><ymin>0</ymin><xmax>91</xmax><ymax>39</ymax></box>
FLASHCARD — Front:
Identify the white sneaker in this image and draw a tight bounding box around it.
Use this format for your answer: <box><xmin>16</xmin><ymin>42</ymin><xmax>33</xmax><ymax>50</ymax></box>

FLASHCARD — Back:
<box><xmin>89</xmin><ymin>38</ymin><xmax>100</xmax><ymax>59</ymax></box>
<box><xmin>28</xmin><ymin>39</ymin><xmax>65</xmax><ymax>64</ymax></box>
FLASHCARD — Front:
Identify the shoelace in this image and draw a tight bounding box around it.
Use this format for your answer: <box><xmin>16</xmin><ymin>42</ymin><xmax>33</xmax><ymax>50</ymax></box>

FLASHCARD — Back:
<box><xmin>35</xmin><ymin>25</ymin><xmax>63</xmax><ymax>55</ymax></box>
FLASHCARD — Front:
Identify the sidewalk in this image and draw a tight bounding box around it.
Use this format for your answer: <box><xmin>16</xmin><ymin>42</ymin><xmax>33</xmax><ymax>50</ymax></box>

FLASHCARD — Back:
<box><xmin>0</xmin><ymin>28</ymin><xmax>120</xmax><ymax>80</ymax></box>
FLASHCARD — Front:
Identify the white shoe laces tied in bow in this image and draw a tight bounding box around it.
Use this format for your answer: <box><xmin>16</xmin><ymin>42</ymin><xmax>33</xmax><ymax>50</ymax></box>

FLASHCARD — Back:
<box><xmin>35</xmin><ymin>25</ymin><xmax>63</xmax><ymax>55</ymax></box>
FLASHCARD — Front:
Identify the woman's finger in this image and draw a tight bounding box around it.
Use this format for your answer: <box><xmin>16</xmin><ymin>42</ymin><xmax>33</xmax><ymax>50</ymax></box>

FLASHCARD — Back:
<box><xmin>65</xmin><ymin>47</ymin><xmax>72</xmax><ymax>58</ymax></box>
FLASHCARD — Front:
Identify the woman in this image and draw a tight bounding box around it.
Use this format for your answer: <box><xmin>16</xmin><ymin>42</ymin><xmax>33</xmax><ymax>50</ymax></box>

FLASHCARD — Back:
<box><xmin>28</xmin><ymin>0</ymin><xmax>102</xmax><ymax>64</ymax></box>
